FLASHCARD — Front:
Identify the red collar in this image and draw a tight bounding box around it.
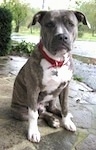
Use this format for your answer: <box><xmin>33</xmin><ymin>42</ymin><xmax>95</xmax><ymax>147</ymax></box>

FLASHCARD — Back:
<box><xmin>38</xmin><ymin>41</ymin><xmax>65</xmax><ymax>68</ymax></box>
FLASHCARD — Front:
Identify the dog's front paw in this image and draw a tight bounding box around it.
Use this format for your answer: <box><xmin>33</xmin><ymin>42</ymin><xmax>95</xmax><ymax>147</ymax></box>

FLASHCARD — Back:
<box><xmin>28</xmin><ymin>129</ymin><xmax>40</xmax><ymax>143</ymax></box>
<box><xmin>62</xmin><ymin>113</ymin><xmax>76</xmax><ymax>132</ymax></box>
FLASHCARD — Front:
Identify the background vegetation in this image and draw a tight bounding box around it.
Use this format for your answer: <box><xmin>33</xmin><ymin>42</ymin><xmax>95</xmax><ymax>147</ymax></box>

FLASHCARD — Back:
<box><xmin>76</xmin><ymin>0</ymin><xmax>96</xmax><ymax>37</ymax></box>
<box><xmin>1</xmin><ymin>0</ymin><xmax>40</xmax><ymax>33</ymax></box>
<box><xmin>0</xmin><ymin>7</ymin><xmax>12</xmax><ymax>56</ymax></box>
<box><xmin>10</xmin><ymin>41</ymin><xmax>36</xmax><ymax>56</ymax></box>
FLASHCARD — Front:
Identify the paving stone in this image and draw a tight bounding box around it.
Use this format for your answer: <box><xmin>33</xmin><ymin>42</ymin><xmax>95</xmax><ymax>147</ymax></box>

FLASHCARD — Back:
<box><xmin>70</xmin><ymin>80</ymin><xmax>93</xmax><ymax>92</ymax></box>
<box><xmin>34</xmin><ymin>130</ymin><xmax>77</xmax><ymax>150</ymax></box>
<box><xmin>84</xmin><ymin>92</ymin><xmax>96</xmax><ymax>105</ymax></box>
<box><xmin>76</xmin><ymin>134</ymin><xmax>96</xmax><ymax>150</ymax></box>
<box><xmin>0</xmin><ymin>120</ymin><xmax>28</xmax><ymax>150</ymax></box>
<box><xmin>72</xmin><ymin>110</ymin><xmax>92</xmax><ymax>129</ymax></box>
<box><xmin>22</xmin><ymin>147</ymin><xmax>36</xmax><ymax>150</ymax></box>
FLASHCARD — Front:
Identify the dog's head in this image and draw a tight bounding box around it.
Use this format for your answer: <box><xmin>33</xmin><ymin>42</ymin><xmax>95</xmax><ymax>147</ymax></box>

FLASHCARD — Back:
<box><xmin>28</xmin><ymin>10</ymin><xmax>90</xmax><ymax>56</ymax></box>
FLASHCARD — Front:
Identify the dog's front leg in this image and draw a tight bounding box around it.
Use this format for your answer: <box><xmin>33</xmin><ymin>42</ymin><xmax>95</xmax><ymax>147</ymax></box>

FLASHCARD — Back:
<box><xmin>59</xmin><ymin>84</ymin><xmax>76</xmax><ymax>132</ymax></box>
<box><xmin>28</xmin><ymin>108</ymin><xmax>40</xmax><ymax>143</ymax></box>
<box><xmin>27</xmin><ymin>83</ymin><xmax>40</xmax><ymax>143</ymax></box>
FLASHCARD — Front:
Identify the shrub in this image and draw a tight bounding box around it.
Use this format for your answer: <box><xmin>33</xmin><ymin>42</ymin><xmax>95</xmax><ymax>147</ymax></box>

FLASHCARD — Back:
<box><xmin>11</xmin><ymin>41</ymin><xmax>36</xmax><ymax>55</ymax></box>
<box><xmin>0</xmin><ymin>7</ymin><xmax>12</xmax><ymax>56</ymax></box>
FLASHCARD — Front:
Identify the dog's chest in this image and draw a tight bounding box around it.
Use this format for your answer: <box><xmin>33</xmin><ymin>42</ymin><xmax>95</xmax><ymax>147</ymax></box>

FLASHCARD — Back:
<box><xmin>40</xmin><ymin>59</ymin><xmax>72</xmax><ymax>93</ymax></box>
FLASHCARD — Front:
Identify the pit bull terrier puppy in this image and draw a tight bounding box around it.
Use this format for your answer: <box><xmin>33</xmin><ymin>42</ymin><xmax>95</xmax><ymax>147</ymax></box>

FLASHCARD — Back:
<box><xmin>11</xmin><ymin>10</ymin><xmax>89</xmax><ymax>143</ymax></box>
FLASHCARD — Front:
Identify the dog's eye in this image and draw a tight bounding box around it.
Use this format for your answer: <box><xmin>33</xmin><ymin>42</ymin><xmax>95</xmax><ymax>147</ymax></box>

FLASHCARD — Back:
<box><xmin>45</xmin><ymin>21</ymin><xmax>55</xmax><ymax>28</ymax></box>
<box><xmin>68</xmin><ymin>20</ymin><xmax>74</xmax><ymax>27</ymax></box>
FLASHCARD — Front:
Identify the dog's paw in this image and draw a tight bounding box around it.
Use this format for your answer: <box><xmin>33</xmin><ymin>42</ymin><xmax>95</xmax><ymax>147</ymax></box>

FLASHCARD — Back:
<box><xmin>46</xmin><ymin>115</ymin><xmax>60</xmax><ymax>128</ymax></box>
<box><xmin>28</xmin><ymin>129</ymin><xmax>40</xmax><ymax>143</ymax></box>
<box><xmin>62</xmin><ymin>113</ymin><xmax>76</xmax><ymax>132</ymax></box>
<box><xmin>52</xmin><ymin>118</ymin><xmax>60</xmax><ymax>128</ymax></box>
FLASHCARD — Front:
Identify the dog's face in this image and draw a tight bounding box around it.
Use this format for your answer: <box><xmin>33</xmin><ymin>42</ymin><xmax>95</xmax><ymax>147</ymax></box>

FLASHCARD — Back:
<box><xmin>40</xmin><ymin>11</ymin><xmax>78</xmax><ymax>56</ymax></box>
<box><xmin>28</xmin><ymin>10</ymin><xmax>90</xmax><ymax>56</ymax></box>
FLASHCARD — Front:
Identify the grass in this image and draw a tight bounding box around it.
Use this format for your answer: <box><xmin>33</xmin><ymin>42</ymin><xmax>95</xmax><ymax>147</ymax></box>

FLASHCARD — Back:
<box><xmin>20</xmin><ymin>26</ymin><xmax>40</xmax><ymax>35</ymax></box>
<box><xmin>73</xmin><ymin>75</ymin><xmax>83</xmax><ymax>82</ymax></box>
<box><xmin>77</xmin><ymin>32</ymin><xmax>96</xmax><ymax>41</ymax></box>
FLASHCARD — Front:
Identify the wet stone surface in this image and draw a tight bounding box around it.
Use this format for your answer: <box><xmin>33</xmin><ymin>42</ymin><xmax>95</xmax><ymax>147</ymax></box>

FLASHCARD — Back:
<box><xmin>0</xmin><ymin>56</ymin><xmax>96</xmax><ymax>150</ymax></box>
<box><xmin>76</xmin><ymin>134</ymin><xmax>96</xmax><ymax>150</ymax></box>
<box><xmin>73</xmin><ymin>59</ymin><xmax>96</xmax><ymax>90</ymax></box>
<box><xmin>34</xmin><ymin>130</ymin><xmax>77</xmax><ymax>150</ymax></box>
<box><xmin>0</xmin><ymin>56</ymin><xmax>27</xmax><ymax>76</ymax></box>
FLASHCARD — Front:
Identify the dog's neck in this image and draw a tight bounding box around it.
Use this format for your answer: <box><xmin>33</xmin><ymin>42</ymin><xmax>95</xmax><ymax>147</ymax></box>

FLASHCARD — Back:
<box><xmin>38</xmin><ymin>41</ymin><xmax>70</xmax><ymax>68</ymax></box>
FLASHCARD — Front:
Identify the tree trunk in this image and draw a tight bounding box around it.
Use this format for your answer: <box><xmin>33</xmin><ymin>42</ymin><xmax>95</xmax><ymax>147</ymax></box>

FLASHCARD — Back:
<box><xmin>92</xmin><ymin>30</ymin><xmax>95</xmax><ymax>37</ymax></box>
<box><xmin>15</xmin><ymin>24</ymin><xmax>20</xmax><ymax>32</ymax></box>
<box><xmin>42</xmin><ymin>0</ymin><xmax>45</xmax><ymax>9</ymax></box>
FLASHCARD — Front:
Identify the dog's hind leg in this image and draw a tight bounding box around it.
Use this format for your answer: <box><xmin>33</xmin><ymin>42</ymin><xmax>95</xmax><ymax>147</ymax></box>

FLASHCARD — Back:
<box><xmin>11</xmin><ymin>105</ymin><xmax>28</xmax><ymax>121</ymax></box>
<box><xmin>41</xmin><ymin>111</ymin><xmax>60</xmax><ymax>128</ymax></box>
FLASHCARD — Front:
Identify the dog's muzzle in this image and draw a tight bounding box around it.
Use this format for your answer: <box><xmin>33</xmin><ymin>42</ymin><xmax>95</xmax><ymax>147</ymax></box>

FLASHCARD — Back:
<box><xmin>51</xmin><ymin>33</ymin><xmax>71</xmax><ymax>52</ymax></box>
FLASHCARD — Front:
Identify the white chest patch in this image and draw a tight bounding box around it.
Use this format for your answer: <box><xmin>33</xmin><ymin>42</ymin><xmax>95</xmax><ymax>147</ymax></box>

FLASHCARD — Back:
<box><xmin>40</xmin><ymin>59</ymin><xmax>72</xmax><ymax>93</ymax></box>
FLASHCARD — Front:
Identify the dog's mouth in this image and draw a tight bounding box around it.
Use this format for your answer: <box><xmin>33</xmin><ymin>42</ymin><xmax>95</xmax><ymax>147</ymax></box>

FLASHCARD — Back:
<box><xmin>50</xmin><ymin>34</ymin><xmax>72</xmax><ymax>55</ymax></box>
<box><xmin>50</xmin><ymin>43</ymin><xmax>71</xmax><ymax>55</ymax></box>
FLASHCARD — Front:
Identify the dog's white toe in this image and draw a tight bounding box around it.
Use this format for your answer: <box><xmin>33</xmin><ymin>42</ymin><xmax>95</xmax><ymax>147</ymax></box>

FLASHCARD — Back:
<box><xmin>62</xmin><ymin>113</ymin><xmax>76</xmax><ymax>132</ymax></box>
<box><xmin>53</xmin><ymin>118</ymin><xmax>60</xmax><ymax>128</ymax></box>
<box><xmin>64</xmin><ymin>119</ymin><xmax>76</xmax><ymax>132</ymax></box>
<box><xmin>28</xmin><ymin>130</ymin><xmax>40</xmax><ymax>143</ymax></box>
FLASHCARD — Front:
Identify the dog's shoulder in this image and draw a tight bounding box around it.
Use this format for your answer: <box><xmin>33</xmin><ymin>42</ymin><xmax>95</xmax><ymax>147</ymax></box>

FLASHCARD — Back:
<box><xmin>23</xmin><ymin>46</ymin><xmax>43</xmax><ymax>82</ymax></box>
<box><xmin>24</xmin><ymin>46</ymin><xmax>42</xmax><ymax>70</ymax></box>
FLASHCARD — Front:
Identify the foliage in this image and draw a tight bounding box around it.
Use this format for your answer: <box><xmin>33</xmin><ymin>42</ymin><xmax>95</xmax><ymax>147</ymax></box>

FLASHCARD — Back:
<box><xmin>1</xmin><ymin>0</ymin><xmax>40</xmax><ymax>33</ymax></box>
<box><xmin>0</xmin><ymin>7</ymin><xmax>12</xmax><ymax>56</ymax></box>
<box><xmin>11</xmin><ymin>41</ymin><xmax>36</xmax><ymax>55</ymax></box>
<box><xmin>77</xmin><ymin>0</ymin><xmax>96</xmax><ymax>36</ymax></box>
<box><xmin>1</xmin><ymin>0</ymin><xmax>30</xmax><ymax>32</ymax></box>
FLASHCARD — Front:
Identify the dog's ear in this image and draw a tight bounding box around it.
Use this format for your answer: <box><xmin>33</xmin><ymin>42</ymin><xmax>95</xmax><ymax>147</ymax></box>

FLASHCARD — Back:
<box><xmin>28</xmin><ymin>11</ymin><xmax>47</xmax><ymax>28</ymax></box>
<box><xmin>74</xmin><ymin>11</ymin><xmax>91</xmax><ymax>28</ymax></box>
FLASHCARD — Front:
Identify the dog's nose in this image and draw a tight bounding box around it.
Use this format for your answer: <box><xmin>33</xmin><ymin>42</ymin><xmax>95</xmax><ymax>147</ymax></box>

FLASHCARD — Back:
<box><xmin>56</xmin><ymin>34</ymin><xmax>69</xmax><ymax>42</ymax></box>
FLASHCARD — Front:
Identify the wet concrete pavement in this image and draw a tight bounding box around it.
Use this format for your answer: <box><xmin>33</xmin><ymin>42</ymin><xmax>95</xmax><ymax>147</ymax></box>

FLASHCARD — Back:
<box><xmin>73</xmin><ymin>58</ymin><xmax>96</xmax><ymax>90</ymax></box>
<box><xmin>73</xmin><ymin>41</ymin><xmax>96</xmax><ymax>59</ymax></box>
<box><xmin>0</xmin><ymin>56</ymin><xmax>27</xmax><ymax>76</ymax></box>
<box><xmin>0</xmin><ymin>56</ymin><xmax>96</xmax><ymax>150</ymax></box>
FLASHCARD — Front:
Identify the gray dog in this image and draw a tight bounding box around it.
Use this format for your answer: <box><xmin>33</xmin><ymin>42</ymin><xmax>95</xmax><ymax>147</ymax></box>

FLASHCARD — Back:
<box><xmin>11</xmin><ymin>10</ymin><xmax>89</xmax><ymax>143</ymax></box>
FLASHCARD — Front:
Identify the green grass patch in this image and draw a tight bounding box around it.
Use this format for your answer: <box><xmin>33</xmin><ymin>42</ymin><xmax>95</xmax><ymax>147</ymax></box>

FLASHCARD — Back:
<box><xmin>19</xmin><ymin>26</ymin><xmax>40</xmax><ymax>35</ymax></box>
<box><xmin>73</xmin><ymin>75</ymin><xmax>83</xmax><ymax>82</ymax></box>
<box><xmin>78</xmin><ymin>32</ymin><xmax>96</xmax><ymax>41</ymax></box>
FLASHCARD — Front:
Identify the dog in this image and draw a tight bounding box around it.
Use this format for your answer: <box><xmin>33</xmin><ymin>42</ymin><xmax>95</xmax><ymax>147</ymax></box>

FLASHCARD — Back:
<box><xmin>11</xmin><ymin>10</ymin><xmax>89</xmax><ymax>143</ymax></box>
